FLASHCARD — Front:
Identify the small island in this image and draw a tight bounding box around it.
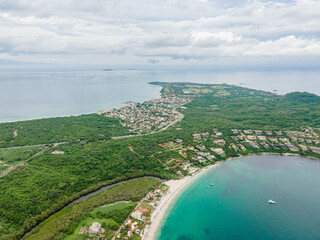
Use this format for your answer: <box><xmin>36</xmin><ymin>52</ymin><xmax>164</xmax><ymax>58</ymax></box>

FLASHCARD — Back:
<box><xmin>0</xmin><ymin>82</ymin><xmax>319</xmax><ymax>240</ymax></box>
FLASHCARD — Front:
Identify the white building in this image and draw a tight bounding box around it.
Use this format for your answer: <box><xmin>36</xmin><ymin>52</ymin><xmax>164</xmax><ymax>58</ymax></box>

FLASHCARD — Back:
<box><xmin>88</xmin><ymin>222</ymin><xmax>102</xmax><ymax>236</ymax></box>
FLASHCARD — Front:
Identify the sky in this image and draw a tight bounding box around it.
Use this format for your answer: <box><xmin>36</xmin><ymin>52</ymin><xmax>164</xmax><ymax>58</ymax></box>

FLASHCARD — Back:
<box><xmin>0</xmin><ymin>0</ymin><xmax>320</xmax><ymax>69</ymax></box>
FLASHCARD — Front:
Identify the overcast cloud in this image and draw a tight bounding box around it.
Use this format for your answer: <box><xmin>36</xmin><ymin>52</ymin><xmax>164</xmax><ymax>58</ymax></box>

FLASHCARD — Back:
<box><xmin>0</xmin><ymin>0</ymin><xmax>319</xmax><ymax>67</ymax></box>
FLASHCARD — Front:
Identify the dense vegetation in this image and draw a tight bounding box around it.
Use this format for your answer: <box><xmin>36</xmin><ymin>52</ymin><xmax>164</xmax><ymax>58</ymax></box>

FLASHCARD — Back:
<box><xmin>0</xmin><ymin>141</ymin><xmax>168</xmax><ymax>240</ymax></box>
<box><xmin>156</xmin><ymin>82</ymin><xmax>320</xmax><ymax>131</ymax></box>
<box><xmin>0</xmin><ymin>82</ymin><xmax>319</xmax><ymax>239</ymax></box>
<box><xmin>0</xmin><ymin>114</ymin><xmax>129</xmax><ymax>148</ymax></box>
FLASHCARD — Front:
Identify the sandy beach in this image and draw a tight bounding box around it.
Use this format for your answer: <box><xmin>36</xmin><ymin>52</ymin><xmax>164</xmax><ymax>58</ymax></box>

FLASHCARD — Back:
<box><xmin>142</xmin><ymin>161</ymin><xmax>222</xmax><ymax>240</ymax></box>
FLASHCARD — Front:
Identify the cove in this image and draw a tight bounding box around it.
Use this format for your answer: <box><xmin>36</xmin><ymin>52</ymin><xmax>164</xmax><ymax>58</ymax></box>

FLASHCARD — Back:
<box><xmin>157</xmin><ymin>154</ymin><xmax>320</xmax><ymax>240</ymax></box>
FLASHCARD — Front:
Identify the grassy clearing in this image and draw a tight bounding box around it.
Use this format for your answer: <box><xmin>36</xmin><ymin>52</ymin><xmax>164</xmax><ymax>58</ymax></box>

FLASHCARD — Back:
<box><xmin>92</xmin><ymin>202</ymin><xmax>135</xmax><ymax>215</ymax></box>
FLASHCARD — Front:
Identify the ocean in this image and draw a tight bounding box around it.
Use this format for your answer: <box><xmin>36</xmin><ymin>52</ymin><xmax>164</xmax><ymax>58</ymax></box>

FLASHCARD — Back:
<box><xmin>156</xmin><ymin>155</ymin><xmax>320</xmax><ymax>240</ymax></box>
<box><xmin>0</xmin><ymin>69</ymin><xmax>320</xmax><ymax>123</ymax></box>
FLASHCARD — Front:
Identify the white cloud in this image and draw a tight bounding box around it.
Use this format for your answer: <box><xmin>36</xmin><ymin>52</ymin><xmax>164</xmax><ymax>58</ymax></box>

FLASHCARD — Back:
<box><xmin>0</xmin><ymin>0</ymin><xmax>319</xmax><ymax>65</ymax></box>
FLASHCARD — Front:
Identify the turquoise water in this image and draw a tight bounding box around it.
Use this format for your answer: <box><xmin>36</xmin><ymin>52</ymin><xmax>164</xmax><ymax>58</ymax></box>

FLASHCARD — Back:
<box><xmin>157</xmin><ymin>155</ymin><xmax>320</xmax><ymax>240</ymax></box>
<box><xmin>1</xmin><ymin>69</ymin><xmax>320</xmax><ymax>122</ymax></box>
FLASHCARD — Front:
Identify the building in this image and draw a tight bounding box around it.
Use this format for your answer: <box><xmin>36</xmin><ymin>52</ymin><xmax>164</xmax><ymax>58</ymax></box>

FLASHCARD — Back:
<box><xmin>193</xmin><ymin>134</ymin><xmax>201</xmax><ymax>139</ymax></box>
<box><xmin>211</xmin><ymin>148</ymin><xmax>225</xmax><ymax>155</ymax></box>
<box><xmin>51</xmin><ymin>150</ymin><xmax>65</xmax><ymax>155</ymax></box>
<box><xmin>131</xmin><ymin>210</ymin><xmax>144</xmax><ymax>221</ymax></box>
<box><xmin>88</xmin><ymin>222</ymin><xmax>102</xmax><ymax>236</ymax></box>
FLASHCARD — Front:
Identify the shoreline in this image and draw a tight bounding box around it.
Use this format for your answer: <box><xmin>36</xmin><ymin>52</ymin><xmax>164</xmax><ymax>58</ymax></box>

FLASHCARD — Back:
<box><xmin>142</xmin><ymin>161</ymin><xmax>222</xmax><ymax>240</ymax></box>
<box><xmin>141</xmin><ymin>152</ymin><xmax>320</xmax><ymax>240</ymax></box>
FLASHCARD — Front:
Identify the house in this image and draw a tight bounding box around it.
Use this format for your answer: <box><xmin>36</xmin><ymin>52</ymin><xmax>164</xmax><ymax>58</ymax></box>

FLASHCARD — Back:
<box><xmin>279</xmin><ymin>138</ymin><xmax>289</xmax><ymax>143</ymax></box>
<box><xmin>247</xmin><ymin>135</ymin><xmax>256</xmax><ymax>140</ymax></box>
<box><xmin>261</xmin><ymin>142</ymin><xmax>270</xmax><ymax>148</ymax></box>
<box><xmin>310</xmin><ymin>146</ymin><xmax>320</xmax><ymax>154</ymax></box>
<box><xmin>299</xmin><ymin>145</ymin><xmax>308</xmax><ymax>151</ymax></box>
<box><xmin>243</xmin><ymin>130</ymin><xmax>252</xmax><ymax>134</ymax></box>
<box><xmin>197</xmin><ymin>145</ymin><xmax>206</xmax><ymax>150</ymax></box>
<box><xmin>265</xmin><ymin>131</ymin><xmax>273</xmax><ymax>135</ymax></box>
<box><xmin>88</xmin><ymin>222</ymin><xmax>102</xmax><ymax>236</ymax></box>
<box><xmin>258</xmin><ymin>136</ymin><xmax>267</xmax><ymax>141</ymax></box>
<box><xmin>213</xmin><ymin>139</ymin><xmax>225</xmax><ymax>146</ymax></box>
<box><xmin>154</xmin><ymin>189</ymin><xmax>163</xmax><ymax>194</ymax></box>
<box><xmin>249</xmin><ymin>141</ymin><xmax>260</xmax><ymax>148</ymax></box>
<box><xmin>231</xmin><ymin>144</ymin><xmax>239</xmax><ymax>151</ymax></box>
<box><xmin>291</xmin><ymin>136</ymin><xmax>298</xmax><ymax>141</ymax></box>
<box><xmin>128</xmin><ymin>231</ymin><xmax>133</xmax><ymax>237</ymax></box>
<box><xmin>131</xmin><ymin>210</ymin><xmax>144</xmax><ymax>221</ymax></box>
<box><xmin>237</xmin><ymin>135</ymin><xmax>244</xmax><ymax>140</ymax></box>
<box><xmin>193</xmin><ymin>156</ymin><xmax>206</xmax><ymax>163</ymax></box>
<box><xmin>207</xmin><ymin>155</ymin><xmax>216</xmax><ymax>160</ymax></box>
<box><xmin>201</xmin><ymin>132</ymin><xmax>210</xmax><ymax>137</ymax></box>
<box><xmin>288</xmin><ymin>144</ymin><xmax>299</xmax><ymax>152</ymax></box>
<box><xmin>176</xmin><ymin>139</ymin><xmax>183</xmax><ymax>143</ymax></box>
<box><xmin>193</xmin><ymin>134</ymin><xmax>201</xmax><ymax>139</ymax></box>
<box><xmin>238</xmin><ymin>144</ymin><xmax>246</xmax><ymax>150</ymax></box>
<box><xmin>268</xmin><ymin>137</ymin><xmax>278</xmax><ymax>142</ymax></box>
<box><xmin>211</xmin><ymin>148</ymin><xmax>225</xmax><ymax>155</ymax></box>
<box><xmin>51</xmin><ymin>150</ymin><xmax>65</xmax><ymax>155</ymax></box>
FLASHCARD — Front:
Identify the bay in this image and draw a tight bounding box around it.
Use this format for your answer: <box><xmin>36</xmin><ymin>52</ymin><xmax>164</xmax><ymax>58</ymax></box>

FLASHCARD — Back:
<box><xmin>157</xmin><ymin>155</ymin><xmax>320</xmax><ymax>240</ymax></box>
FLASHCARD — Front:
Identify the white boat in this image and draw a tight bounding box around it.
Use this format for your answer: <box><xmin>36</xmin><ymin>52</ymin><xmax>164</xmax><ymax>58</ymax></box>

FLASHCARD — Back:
<box><xmin>210</xmin><ymin>183</ymin><xmax>213</xmax><ymax>186</ymax></box>
<box><xmin>268</xmin><ymin>199</ymin><xmax>276</xmax><ymax>204</ymax></box>
<box><xmin>206</xmin><ymin>186</ymin><xmax>209</xmax><ymax>188</ymax></box>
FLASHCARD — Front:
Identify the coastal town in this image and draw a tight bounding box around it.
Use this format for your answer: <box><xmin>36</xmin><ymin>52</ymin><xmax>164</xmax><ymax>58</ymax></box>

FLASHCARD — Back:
<box><xmin>97</xmin><ymin>95</ymin><xmax>191</xmax><ymax>134</ymax></box>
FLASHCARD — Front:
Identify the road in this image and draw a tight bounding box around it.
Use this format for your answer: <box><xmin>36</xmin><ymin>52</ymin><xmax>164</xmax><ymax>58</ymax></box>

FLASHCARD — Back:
<box><xmin>0</xmin><ymin>142</ymin><xmax>68</xmax><ymax>178</ymax></box>
<box><xmin>0</xmin><ymin>146</ymin><xmax>48</xmax><ymax>178</ymax></box>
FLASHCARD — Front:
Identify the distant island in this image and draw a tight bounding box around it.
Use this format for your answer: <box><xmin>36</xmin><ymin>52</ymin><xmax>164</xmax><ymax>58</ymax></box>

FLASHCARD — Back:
<box><xmin>0</xmin><ymin>82</ymin><xmax>319</xmax><ymax>240</ymax></box>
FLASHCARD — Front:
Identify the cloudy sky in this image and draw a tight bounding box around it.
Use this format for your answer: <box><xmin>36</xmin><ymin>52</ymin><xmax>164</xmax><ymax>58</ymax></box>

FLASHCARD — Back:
<box><xmin>0</xmin><ymin>0</ymin><xmax>320</xmax><ymax>68</ymax></box>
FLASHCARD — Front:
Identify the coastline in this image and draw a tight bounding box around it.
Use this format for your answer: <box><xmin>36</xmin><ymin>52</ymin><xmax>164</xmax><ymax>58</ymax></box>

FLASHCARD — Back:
<box><xmin>142</xmin><ymin>161</ymin><xmax>222</xmax><ymax>240</ymax></box>
<box><xmin>141</xmin><ymin>152</ymin><xmax>320</xmax><ymax>240</ymax></box>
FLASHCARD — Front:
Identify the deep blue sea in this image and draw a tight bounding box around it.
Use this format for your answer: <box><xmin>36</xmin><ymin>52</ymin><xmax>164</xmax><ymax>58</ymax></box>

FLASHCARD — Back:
<box><xmin>157</xmin><ymin>155</ymin><xmax>320</xmax><ymax>240</ymax></box>
<box><xmin>0</xmin><ymin>69</ymin><xmax>319</xmax><ymax>122</ymax></box>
